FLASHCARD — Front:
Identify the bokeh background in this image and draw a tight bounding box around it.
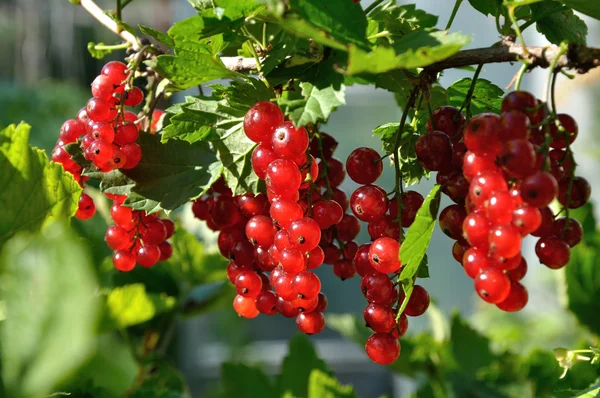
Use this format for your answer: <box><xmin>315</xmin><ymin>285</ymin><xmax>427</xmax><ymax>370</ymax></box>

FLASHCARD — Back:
<box><xmin>1</xmin><ymin>1</ymin><xmax>599</xmax><ymax>396</ymax></box>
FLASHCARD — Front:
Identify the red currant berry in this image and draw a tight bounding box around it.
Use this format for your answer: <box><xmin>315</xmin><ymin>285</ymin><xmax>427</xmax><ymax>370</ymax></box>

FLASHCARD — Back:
<box><xmin>507</xmin><ymin>257</ymin><xmax>528</xmax><ymax>281</ymax></box>
<box><xmin>280</xmin><ymin>248</ymin><xmax>307</xmax><ymax>274</ymax></box>
<box><xmin>452</xmin><ymin>240</ymin><xmax>470</xmax><ymax>263</ymax></box>
<box><xmin>296</xmin><ymin>311</ymin><xmax>326</xmax><ymax>335</ymax></box>
<box><xmin>271</xmin><ymin>121</ymin><xmax>309</xmax><ymax>159</ymax></box>
<box><xmin>552</xmin><ymin>217</ymin><xmax>583</xmax><ymax>247</ymax></box>
<box><xmin>291</xmin><ymin>271</ymin><xmax>321</xmax><ymax>300</ymax></box>
<box><xmin>558</xmin><ymin>177</ymin><xmax>591</xmax><ymax>209</ymax></box>
<box><xmin>123</xmin><ymin>87</ymin><xmax>144</xmax><ymax>107</ymax></box>
<box><xmin>319</xmin><ymin>158</ymin><xmax>346</xmax><ymax>188</ymax></box>
<box><xmin>270</xmin><ymin>200</ymin><xmax>303</xmax><ymax>229</ymax></box>
<box><xmin>288</xmin><ymin>217</ymin><xmax>321</xmax><ymax>251</ymax></box>
<box><xmin>367</xmin><ymin>215</ymin><xmax>400</xmax><ymax>240</ymax></box>
<box><xmin>463</xmin><ymin>210</ymin><xmax>491</xmax><ymax>249</ymax></box>
<box><xmin>364</xmin><ymin>303</ymin><xmax>395</xmax><ymax>333</ymax></box>
<box><xmin>426</xmin><ymin>106</ymin><xmax>465</xmax><ymax>142</ymax></box>
<box><xmin>512</xmin><ymin>205</ymin><xmax>542</xmax><ymax>236</ymax></box>
<box><xmin>243</xmin><ymin>101</ymin><xmax>284</xmax><ymax>143</ymax></box>
<box><xmin>76</xmin><ymin>193</ymin><xmax>96</xmax><ymax>220</ymax></box>
<box><xmin>489</xmin><ymin>224</ymin><xmax>521</xmax><ymax>259</ymax></box>
<box><xmin>415</xmin><ymin>131</ymin><xmax>453</xmax><ymax>171</ymax></box>
<box><xmin>549</xmin><ymin>114</ymin><xmax>578</xmax><ymax>149</ymax></box>
<box><xmin>233</xmin><ymin>294</ymin><xmax>259</xmax><ymax>318</ymax></box>
<box><xmin>333</xmin><ymin>259</ymin><xmax>357</xmax><ymax>280</ymax></box>
<box><xmin>113</xmin><ymin>250</ymin><xmax>136</xmax><ymax>272</ymax></box>
<box><xmin>337</xmin><ymin>214</ymin><xmax>361</xmax><ymax>242</ymax></box>
<box><xmin>496</xmin><ymin>281</ymin><xmax>528</xmax><ymax>312</ymax></box>
<box><xmin>311</xmin><ymin>200</ymin><xmax>343</xmax><ymax>229</ymax></box>
<box><xmin>265</xmin><ymin>159</ymin><xmax>302</xmax><ymax>196</ymax></box>
<box><xmin>361</xmin><ymin>273</ymin><xmax>393</xmax><ymax>303</ymax></box>
<box><xmin>332</xmin><ymin>188</ymin><xmax>350</xmax><ymax>212</ymax></box>
<box><xmin>350</xmin><ymin>185</ymin><xmax>388</xmax><ymax>222</ymax></box>
<box><xmin>353</xmin><ymin>244</ymin><xmax>377</xmax><ymax>276</ymax></box>
<box><xmin>252</xmin><ymin>144</ymin><xmax>278</xmax><ymax>180</ymax></box>
<box><xmin>235</xmin><ymin>270</ymin><xmax>263</xmax><ymax>298</ymax></box>
<box><xmin>462</xmin><ymin>247</ymin><xmax>492</xmax><ymax>278</ymax></box>
<box><xmin>137</xmin><ymin>244</ymin><xmax>161</xmax><ymax>267</ymax></box>
<box><xmin>389</xmin><ymin>191</ymin><xmax>424</xmax><ymax>228</ymax></box>
<box><xmin>474</xmin><ymin>268</ymin><xmax>511</xmax><ymax>303</ymax></box>
<box><xmin>365</xmin><ymin>333</ymin><xmax>400</xmax><ymax>365</ymax></box>
<box><xmin>255</xmin><ymin>291</ymin><xmax>278</xmax><ymax>315</ymax></box>
<box><xmin>105</xmin><ymin>225</ymin><xmax>132</xmax><ymax>251</ymax></box>
<box><xmin>369</xmin><ymin>237</ymin><xmax>402</xmax><ymax>274</ymax></box>
<box><xmin>346</xmin><ymin>147</ymin><xmax>383</xmax><ymax>184</ymax></box>
<box><xmin>114</xmin><ymin>122</ymin><xmax>139</xmax><ymax>146</ymax></box>
<box><xmin>101</xmin><ymin>61</ymin><xmax>128</xmax><ymax>85</ymax></box>
<box><xmin>229</xmin><ymin>240</ymin><xmax>255</xmax><ymax>267</ymax></box>
<box><xmin>499</xmin><ymin>139</ymin><xmax>536</xmax><ymax>178</ymax></box>
<box><xmin>245</xmin><ymin>215</ymin><xmax>277</xmax><ymax>247</ymax></box>
<box><xmin>141</xmin><ymin>220</ymin><xmax>168</xmax><ymax>245</ymax></box>
<box><xmin>403</xmin><ymin>285</ymin><xmax>430</xmax><ymax>317</ymax></box>
<box><xmin>439</xmin><ymin>204</ymin><xmax>466</xmax><ymax>240</ymax></box>
<box><xmin>501</xmin><ymin>91</ymin><xmax>537</xmax><ymax>114</ymax></box>
<box><xmin>469</xmin><ymin>171</ymin><xmax>508</xmax><ymax>207</ymax></box>
<box><xmin>464</xmin><ymin>113</ymin><xmax>501</xmax><ymax>156</ymax></box>
<box><xmin>520</xmin><ymin>171</ymin><xmax>558</xmax><ymax>208</ymax></box>
<box><xmin>462</xmin><ymin>151</ymin><xmax>498</xmax><ymax>182</ymax></box>
<box><xmin>307</xmin><ymin>246</ymin><xmax>325</xmax><ymax>270</ymax></box>
<box><xmin>535</xmin><ymin>236</ymin><xmax>570</xmax><ymax>269</ymax></box>
<box><xmin>485</xmin><ymin>190</ymin><xmax>515</xmax><ymax>225</ymax></box>
<box><xmin>498</xmin><ymin>110</ymin><xmax>530</xmax><ymax>142</ymax></box>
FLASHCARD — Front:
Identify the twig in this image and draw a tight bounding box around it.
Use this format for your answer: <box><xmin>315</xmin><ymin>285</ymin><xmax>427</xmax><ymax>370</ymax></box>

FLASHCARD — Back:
<box><xmin>445</xmin><ymin>0</ymin><xmax>464</xmax><ymax>31</ymax></box>
<box><xmin>458</xmin><ymin>64</ymin><xmax>484</xmax><ymax>118</ymax></box>
<box><xmin>79</xmin><ymin>0</ymin><xmax>140</xmax><ymax>50</ymax></box>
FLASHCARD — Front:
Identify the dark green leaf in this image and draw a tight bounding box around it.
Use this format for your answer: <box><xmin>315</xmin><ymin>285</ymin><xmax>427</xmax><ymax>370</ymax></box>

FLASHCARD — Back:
<box><xmin>467</xmin><ymin>0</ymin><xmax>502</xmax><ymax>16</ymax></box>
<box><xmin>532</xmin><ymin>1</ymin><xmax>587</xmax><ymax>45</ymax></box>
<box><xmin>284</xmin><ymin>0</ymin><xmax>370</xmax><ymax>50</ymax></box>
<box><xmin>0</xmin><ymin>223</ymin><xmax>99</xmax><ymax>398</ymax></box>
<box><xmin>566</xmin><ymin>239</ymin><xmax>600</xmax><ymax>336</ymax></box>
<box><xmin>570</xmin><ymin>202</ymin><xmax>596</xmax><ymax>245</ymax></box>
<box><xmin>347</xmin><ymin>31</ymin><xmax>471</xmax><ymax>75</ymax></box>
<box><xmin>104</xmin><ymin>283</ymin><xmax>176</xmax><ymax>329</ymax></box>
<box><xmin>450</xmin><ymin>313</ymin><xmax>496</xmax><ymax>375</ymax></box>
<box><xmin>276</xmin><ymin>334</ymin><xmax>331</xmax><ymax>398</ymax></box>
<box><xmin>221</xmin><ymin>363</ymin><xmax>276</xmax><ymax>398</ymax></box>
<box><xmin>284</xmin><ymin>82</ymin><xmax>346</xmax><ymax>127</ymax></box>
<box><xmin>0</xmin><ymin>123</ymin><xmax>82</xmax><ymax>246</ymax></box>
<box><xmin>525</xmin><ymin>349</ymin><xmax>563</xmax><ymax>397</ymax></box>
<box><xmin>139</xmin><ymin>25</ymin><xmax>175</xmax><ymax>47</ymax></box>
<box><xmin>416</xmin><ymin>254</ymin><xmax>430</xmax><ymax>278</ymax></box>
<box><xmin>558</xmin><ymin>0</ymin><xmax>600</xmax><ymax>20</ymax></box>
<box><xmin>448</xmin><ymin>77</ymin><xmax>504</xmax><ymax>115</ymax></box>
<box><xmin>83</xmin><ymin>133</ymin><xmax>220</xmax><ymax>214</ymax></box>
<box><xmin>308</xmin><ymin>370</ymin><xmax>357</xmax><ymax>398</ymax></box>
<box><xmin>399</xmin><ymin>185</ymin><xmax>442</xmax><ymax>281</ymax></box>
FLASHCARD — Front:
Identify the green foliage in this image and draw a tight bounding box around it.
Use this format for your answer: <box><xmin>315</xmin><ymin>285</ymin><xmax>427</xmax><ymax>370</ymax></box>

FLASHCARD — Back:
<box><xmin>447</xmin><ymin>77</ymin><xmax>504</xmax><ymax>115</ymax></box>
<box><xmin>558</xmin><ymin>0</ymin><xmax>600</xmax><ymax>20</ymax></box>
<box><xmin>467</xmin><ymin>0</ymin><xmax>502</xmax><ymax>16</ymax></box>
<box><xmin>0</xmin><ymin>123</ymin><xmax>82</xmax><ymax>246</ymax></box>
<box><xmin>104</xmin><ymin>284</ymin><xmax>177</xmax><ymax>329</ymax></box>
<box><xmin>308</xmin><ymin>370</ymin><xmax>357</xmax><ymax>398</ymax></box>
<box><xmin>531</xmin><ymin>1</ymin><xmax>588</xmax><ymax>45</ymax></box>
<box><xmin>0</xmin><ymin>223</ymin><xmax>99</xmax><ymax>398</ymax></box>
<box><xmin>399</xmin><ymin>185</ymin><xmax>442</xmax><ymax>281</ymax></box>
<box><xmin>279</xmin><ymin>82</ymin><xmax>346</xmax><ymax>127</ymax></box>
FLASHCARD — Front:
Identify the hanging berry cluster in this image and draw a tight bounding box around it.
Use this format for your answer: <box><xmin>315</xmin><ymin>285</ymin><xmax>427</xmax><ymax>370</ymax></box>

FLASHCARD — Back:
<box><xmin>51</xmin><ymin>58</ymin><xmax>172</xmax><ymax>271</ymax></box>
<box><xmin>418</xmin><ymin>91</ymin><xmax>590</xmax><ymax>313</ymax></box>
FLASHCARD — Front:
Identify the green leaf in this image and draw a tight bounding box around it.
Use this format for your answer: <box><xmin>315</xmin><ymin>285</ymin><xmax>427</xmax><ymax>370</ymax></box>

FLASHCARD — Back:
<box><xmin>284</xmin><ymin>0</ymin><xmax>369</xmax><ymax>50</ymax></box>
<box><xmin>570</xmin><ymin>202</ymin><xmax>596</xmax><ymax>245</ymax></box>
<box><xmin>82</xmin><ymin>133</ymin><xmax>220</xmax><ymax>214</ymax></box>
<box><xmin>467</xmin><ymin>0</ymin><xmax>502</xmax><ymax>16</ymax></box>
<box><xmin>447</xmin><ymin>77</ymin><xmax>504</xmax><ymax>115</ymax></box>
<box><xmin>87</xmin><ymin>42</ymin><xmax>120</xmax><ymax>59</ymax></box>
<box><xmin>104</xmin><ymin>283</ymin><xmax>176</xmax><ymax>329</ymax></box>
<box><xmin>531</xmin><ymin>1</ymin><xmax>588</xmax><ymax>45</ymax></box>
<box><xmin>347</xmin><ymin>31</ymin><xmax>471</xmax><ymax>75</ymax></box>
<box><xmin>139</xmin><ymin>25</ymin><xmax>175</xmax><ymax>47</ymax></box>
<box><xmin>285</xmin><ymin>82</ymin><xmax>346</xmax><ymax>127</ymax></box>
<box><xmin>221</xmin><ymin>363</ymin><xmax>276</xmax><ymax>398</ymax></box>
<box><xmin>0</xmin><ymin>223</ymin><xmax>99</xmax><ymax>398</ymax></box>
<box><xmin>450</xmin><ymin>313</ymin><xmax>496</xmax><ymax>375</ymax></box>
<box><xmin>0</xmin><ymin>123</ymin><xmax>82</xmax><ymax>246</ymax></box>
<box><xmin>326</xmin><ymin>313</ymin><xmax>372</xmax><ymax>346</ymax></box>
<box><xmin>308</xmin><ymin>370</ymin><xmax>357</xmax><ymax>398</ymax></box>
<box><xmin>565</xmin><ymin>239</ymin><xmax>600</xmax><ymax>336</ymax></box>
<box><xmin>368</xmin><ymin>3</ymin><xmax>438</xmax><ymax>44</ymax></box>
<box><xmin>399</xmin><ymin>185</ymin><xmax>442</xmax><ymax>281</ymax></box>
<box><xmin>558</xmin><ymin>0</ymin><xmax>600</xmax><ymax>20</ymax></box>
<box><xmin>276</xmin><ymin>334</ymin><xmax>331</xmax><ymax>398</ymax></box>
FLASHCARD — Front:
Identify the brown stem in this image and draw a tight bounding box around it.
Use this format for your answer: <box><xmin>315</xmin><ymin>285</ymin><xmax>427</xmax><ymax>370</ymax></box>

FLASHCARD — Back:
<box><xmin>79</xmin><ymin>0</ymin><xmax>141</xmax><ymax>51</ymax></box>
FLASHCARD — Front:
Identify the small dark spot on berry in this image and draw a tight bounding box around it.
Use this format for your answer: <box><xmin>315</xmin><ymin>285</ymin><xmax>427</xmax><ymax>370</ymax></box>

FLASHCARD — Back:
<box><xmin>298</xmin><ymin>236</ymin><xmax>305</xmax><ymax>244</ymax></box>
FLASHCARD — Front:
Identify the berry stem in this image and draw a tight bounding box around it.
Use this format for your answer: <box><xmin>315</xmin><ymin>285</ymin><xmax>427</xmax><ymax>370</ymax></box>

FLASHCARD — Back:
<box><xmin>514</xmin><ymin>62</ymin><xmax>529</xmax><ymax>91</ymax></box>
<box><xmin>506</xmin><ymin>5</ymin><xmax>528</xmax><ymax>55</ymax></box>
<box><xmin>445</xmin><ymin>0</ymin><xmax>464</xmax><ymax>31</ymax></box>
<box><xmin>458</xmin><ymin>63</ymin><xmax>484</xmax><ymax>119</ymax></box>
<box><xmin>93</xmin><ymin>42</ymin><xmax>131</xmax><ymax>51</ymax></box>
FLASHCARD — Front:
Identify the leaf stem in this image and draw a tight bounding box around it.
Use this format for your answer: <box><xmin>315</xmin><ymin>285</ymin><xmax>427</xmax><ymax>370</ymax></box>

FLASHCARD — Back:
<box><xmin>445</xmin><ymin>0</ymin><xmax>464</xmax><ymax>31</ymax></box>
<box><xmin>458</xmin><ymin>63</ymin><xmax>484</xmax><ymax>118</ymax></box>
<box><xmin>507</xmin><ymin>5</ymin><xmax>528</xmax><ymax>54</ymax></box>
<box><xmin>514</xmin><ymin>62</ymin><xmax>529</xmax><ymax>91</ymax></box>
<box><xmin>364</xmin><ymin>0</ymin><xmax>385</xmax><ymax>15</ymax></box>
<box><xmin>116</xmin><ymin>0</ymin><xmax>122</xmax><ymax>20</ymax></box>
<box><xmin>93</xmin><ymin>42</ymin><xmax>131</xmax><ymax>51</ymax></box>
<box><xmin>77</xmin><ymin>0</ymin><xmax>140</xmax><ymax>50</ymax></box>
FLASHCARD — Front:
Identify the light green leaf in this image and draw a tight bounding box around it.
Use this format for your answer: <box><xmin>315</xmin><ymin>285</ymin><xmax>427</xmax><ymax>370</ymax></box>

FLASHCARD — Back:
<box><xmin>399</xmin><ymin>185</ymin><xmax>441</xmax><ymax>281</ymax></box>
<box><xmin>287</xmin><ymin>83</ymin><xmax>346</xmax><ymax>127</ymax></box>
<box><xmin>347</xmin><ymin>31</ymin><xmax>471</xmax><ymax>75</ymax></box>
<box><xmin>450</xmin><ymin>313</ymin><xmax>496</xmax><ymax>375</ymax></box>
<box><xmin>558</xmin><ymin>0</ymin><xmax>600</xmax><ymax>20</ymax></box>
<box><xmin>531</xmin><ymin>1</ymin><xmax>588</xmax><ymax>45</ymax></box>
<box><xmin>105</xmin><ymin>283</ymin><xmax>176</xmax><ymax>329</ymax></box>
<box><xmin>87</xmin><ymin>42</ymin><xmax>119</xmax><ymax>59</ymax></box>
<box><xmin>308</xmin><ymin>370</ymin><xmax>357</xmax><ymax>398</ymax></box>
<box><xmin>276</xmin><ymin>334</ymin><xmax>331</xmax><ymax>397</ymax></box>
<box><xmin>0</xmin><ymin>223</ymin><xmax>99</xmax><ymax>398</ymax></box>
<box><xmin>447</xmin><ymin>77</ymin><xmax>504</xmax><ymax>115</ymax></box>
<box><xmin>0</xmin><ymin>123</ymin><xmax>82</xmax><ymax>246</ymax></box>
<box><xmin>221</xmin><ymin>363</ymin><xmax>276</xmax><ymax>398</ymax></box>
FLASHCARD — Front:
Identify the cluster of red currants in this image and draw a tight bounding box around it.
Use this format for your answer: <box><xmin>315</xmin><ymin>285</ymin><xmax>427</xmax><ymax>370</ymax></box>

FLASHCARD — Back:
<box><xmin>106</xmin><ymin>194</ymin><xmax>174</xmax><ymax>271</ymax></box>
<box><xmin>417</xmin><ymin>91</ymin><xmax>590</xmax><ymax>313</ymax></box>
<box><xmin>344</xmin><ymin>147</ymin><xmax>430</xmax><ymax>365</ymax></box>
<box><xmin>51</xmin><ymin>60</ymin><xmax>164</xmax><ymax>222</ymax></box>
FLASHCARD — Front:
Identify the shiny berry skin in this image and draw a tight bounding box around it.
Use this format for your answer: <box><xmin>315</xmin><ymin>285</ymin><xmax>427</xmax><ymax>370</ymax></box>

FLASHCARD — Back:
<box><xmin>271</xmin><ymin>121</ymin><xmax>309</xmax><ymax>159</ymax></box>
<box><xmin>520</xmin><ymin>171</ymin><xmax>558</xmax><ymax>208</ymax></box>
<box><xmin>464</xmin><ymin>113</ymin><xmax>501</xmax><ymax>156</ymax></box>
<box><xmin>485</xmin><ymin>190</ymin><xmax>515</xmax><ymax>225</ymax></box>
<box><xmin>350</xmin><ymin>185</ymin><xmax>387</xmax><ymax>222</ymax></box>
<box><xmin>86</xmin><ymin>97</ymin><xmax>116</xmax><ymax>123</ymax></box>
<box><xmin>274</xmin><ymin>229</ymin><xmax>293</xmax><ymax>252</ymax></box>
<box><xmin>462</xmin><ymin>247</ymin><xmax>492</xmax><ymax>278</ymax></box>
<box><xmin>307</xmin><ymin>246</ymin><xmax>325</xmax><ymax>270</ymax></box>
<box><xmin>229</xmin><ymin>240</ymin><xmax>255</xmax><ymax>267</ymax></box>
<box><xmin>369</xmin><ymin>237</ymin><xmax>402</xmax><ymax>274</ymax></box>
<box><xmin>246</xmin><ymin>215</ymin><xmax>277</xmax><ymax>247</ymax></box>
<box><xmin>498</xmin><ymin>110</ymin><xmax>531</xmax><ymax>142</ymax></box>
<box><xmin>280</xmin><ymin>248</ymin><xmax>307</xmax><ymax>274</ymax></box>
<box><xmin>474</xmin><ymin>268</ymin><xmax>511</xmax><ymax>303</ymax></box>
<box><xmin>256</xmin><ymin>246</ymin><xmax>278</xmax><ymax>272</ymax></box>
<box><xmin>507</xmin><ymin>257</ymin><xmax>528</xmax><ymax>281</ymax></box>
<box><xmin>353</xmin><ymin>244</ymin><xmax>378</xmax><ymax>276</ymax></box>
<box><xmin>531</xmin><ymin>206</ymin><xmax>555</xmax><ymax>237</ymax></box>
<box><xmin>489</xmin><ymin>224</ymin><xmax>521</xmax><ymax>259</ymax></box>
<box><xmin>142</xmin><ymin>220</ymin><xmax>168</xmax><ymax>245</ymax></box>
<box><xmin>252</xmin><ymin>144</ymin><xmax>279</xmax><ymax>179</ymax></box>
<box><xmin>235</xmin><ymin>270</ymin><xmax>263</xmax><ymax>298</ymax></box>
<box><xmin>90</xmin><ymin>122</ymin><xmax>115</xmax><ymax>143</ymax></box>
<box><xmin>501</xmin><ymin>91</ymin><xmax>537</xmax><ymax>114</ymax></box>
<box><xmin>218</xmin><ymin>228</ymin><xmax>244</xmax><ymax>257</ymax></box>
<box><xmin>389</xmin><ymin>191</ymin><xmax>424</xmax><ymax>227</ymax></box>
<box><xmin>364</xmin><ymin>303</ymin><xmax>395</xmax><ymax>333</ymax></box>
<box><xmin>361</xmin><ymin>273</ymin><xmax>393</xmax><ymax>303</ymax></box>
<box><xmin>320</xmin><ymin>158</ymin><xmax>346</xmax><ymax>188</ymax></box>
<box><xmin>331</xmin><ymin>188</ymin><xmax>349</xmax><ymax>212</ymax></box>
<box><xmin>469</xmin><ymin>171</ymin><xmax>508</xmax><ymax>207</ymax></box>
<box><xmin>462</xmin><ymin>151</ymin><xmax>498</xmax><ymax>182</ymax></box>
<box><xmin>535</xmin><ymin>236</ymin><xmax>570</xmax><ymax>269</ymax></box>
<box><xmin>490</xmin><ymin>251</ymin><xmax>522</xmax><ymax>271</ymax></box>
<box><xmin>558</xmin><ymin>177</ymin><xmax>591</xmax><ymax>209</ymax></box>
<box><xmin>512</xmin><ymin>205</ymin><xmax>542</xmax><ymax>236</ymax></box>
<box><xmin>273</xmin><ymin>272</ymin><xmax>296</xmax><ymax>301</ymax></box>
<box><xmin>255</xmin><ymin>291</ymin><xmax>278</xmax><ymax>315</ymax></box>
<box><xmin>426</xmin><ymin>106</ymin><xmax>465</xmax><ymax>141</ymax></box>
<box><xmin>333</xmin><ymin>259</ymin><xmax>357</xmax><ymax>280</ymax></box>
<box><xmin>265</xmin><ymin>159</ymin><xmax>302</xmax><ymax>196</ymax></box>
<box><xmin>463</xmin><ymin>210</ymin><xmax>491</xmax><ymax>249</ymax></box>
<box><xmin>403</xmin><ymin>285</ymin><xmax>430</xmax><ymax>317</ymax></box>
<box><xmin>243</xmin><ymin>101</ymin><xmax>284</xmax><ymax>143</ymax></box>
<box><xmin>76</xmin><ymin>193</ymin><xmax>96</xmax><ymax>220</ymax></box>
<box><xmin>552</xmin><ymin>217</ymin><xmax>583</xmax><ymax>247</ymax></box>
<box><xmin>120</xmin><ymin>143</ymin><xmax>142</xmax><ymax>169</ymax></box>
<box><xmin>549</xmin><ymin>114</ymin><xmax>578</xmax><ymax>149</ymax></box>
<box><xmin>114</xmin><ymin>122</ymin><xmax>139</xmax><ymax>146</ymax></box>
<box><xmin>395</xmin><ymin>314</ymin><xmax>409</xmax><ymax>338</ymax></box>
<box><xmin>158</xmin><ymin>242</ymin><xmax>173</xmax><ymax>261</ymax></box>
<box><xmin>291</xmin><ymin>271</ymin><xmax>321</xmax><ymax>299</ymax></box>
<box><xmin>210</xmin><ymin>196</ymin><xmax>240</xmax><ymax>228</ymax></box>
<box><xmin>270</xmin><ymin>200</ymin><xmax>303</xmax><ymax>229</ymax></box>
<box><xmin>346</xmin><ymin>147</ymin><xmax>383</xmax><ymax>184</ymax></box>
<box><xmin>123</xmin><ymin>86</ymin><xmax>144</xmax><ymax>107</ymax></box>
<box><xmin>445</xmin><ymin>173</ymin><xmax>470</xmax><ymax>204</ymax></box>
<box><xmin>415</xmin><ymin>131</ymin><xmax>453</xmax><ymax>171</ymax></box>
<box><xmin>236</xmin><ymin>193</ymin><xmax>268</xmax><ymax>218</ymax></box>
<box><xmin>91</xmin><ymin>75</ymin><xmax>115</xmax><ymax>100</ymax></box>
<box><xmin>233</xmin><ymin>294</ymin><xmax>259</xmax><ymax>318</ymax></box>
<box><xmin>137</xmin><ymin>244</ymin><xmax>161</xmax><ymax>267</ymax></box>
<box><xmin>365</xmin><ymin>333</ymin><xmax>400</xmax><ymax>365</ymax></box>
<box><xmin>296</xmin><ymin>311</ymin><xmax>326</xmax><ymax>335</ymax></box>
<box><xmin>452</xmin><ymin>240</ymin><xmax>469</xmax><ymax>263</ymax></box>
<box><xmin>367</xmin><ymin>215</ymin><xmax>400</xmax><ymax>240</ymax></box>
<box><xmin>110</xmin><ymin>202</ymin><xmax>135</xmax><ymax>228</ymax></box>
<box><xmin>113</xmin><ymin>250</ymin><xmax>136</xmax><ymax>272</ymax></box>
<box><xmin>101</xmin><ymin>61</ymin><xmax>127</xmax><ymax>85</ymax></box>
<box><xmin>312</xmin><ymin>200</ymin><xmax>344</xmax><ymax>229</ymax></box>
<box><xmin>499</xmin><ymin>139</ymin><xmax>536</xmax><ymax>178</ymax></box>
<box><xmin>496</xmin><ymin>281</ymin><xmax>528</xmax><ymax>312</ymax></box>
<box><xmin>105</xmin><ymin>225</ymin><xmax>132</xmax><ymax>251</ymax></box>
<box><xmin>315</xmin><ymin>293</ymin><xmax>328</xmax><ymax>313</ymax></box>
<box><xmin>439</xmin><ymin>204</ymin><xmax>466</xmax><ymax>240</ymax></box>
<box><xmin>289</xmin><ymin>217</ymin><xmax>321</xmax><ymax>252</ymax></box>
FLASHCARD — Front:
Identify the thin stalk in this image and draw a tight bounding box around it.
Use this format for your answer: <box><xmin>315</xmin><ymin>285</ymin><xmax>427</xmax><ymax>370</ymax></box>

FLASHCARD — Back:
<box><xmin>507</xmin><ymin>6</ymin><xmax>528</xmax><ymax>54</ymax></box>
<box><xmin>514</xmin><ymin>62</ymin><xmax>529</xmax><ymax>91</ymax></box>
<box><xmin>93</xmin><ymin>42</ymin><xmax>131</xmax><ymax>51</ymax></box>
<box><xmin>116</xmin><ymin>0</ymin><xmax>122</xmax><ymax>20</ymax></box>
<box><xmin>445</xmin><ymin>0</ymin><xmax>464</xmax><ymax>31</ymax></box>
<box><xmin>458</xmin><ymin>63</ymin><xmax>484</xmax><ymax>118</ymax></box>
<box><xmin>364</xmin><ymin>0</ymin><xmax>385</xmax><ymax>15</ymax></box>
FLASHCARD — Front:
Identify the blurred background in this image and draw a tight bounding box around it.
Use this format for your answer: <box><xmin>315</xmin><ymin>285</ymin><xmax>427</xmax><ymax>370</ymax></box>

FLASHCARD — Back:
<box><xmin>1</xmin><ymin>0</ymin><xmax>599</xmax><ymax>397</ymax></box>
